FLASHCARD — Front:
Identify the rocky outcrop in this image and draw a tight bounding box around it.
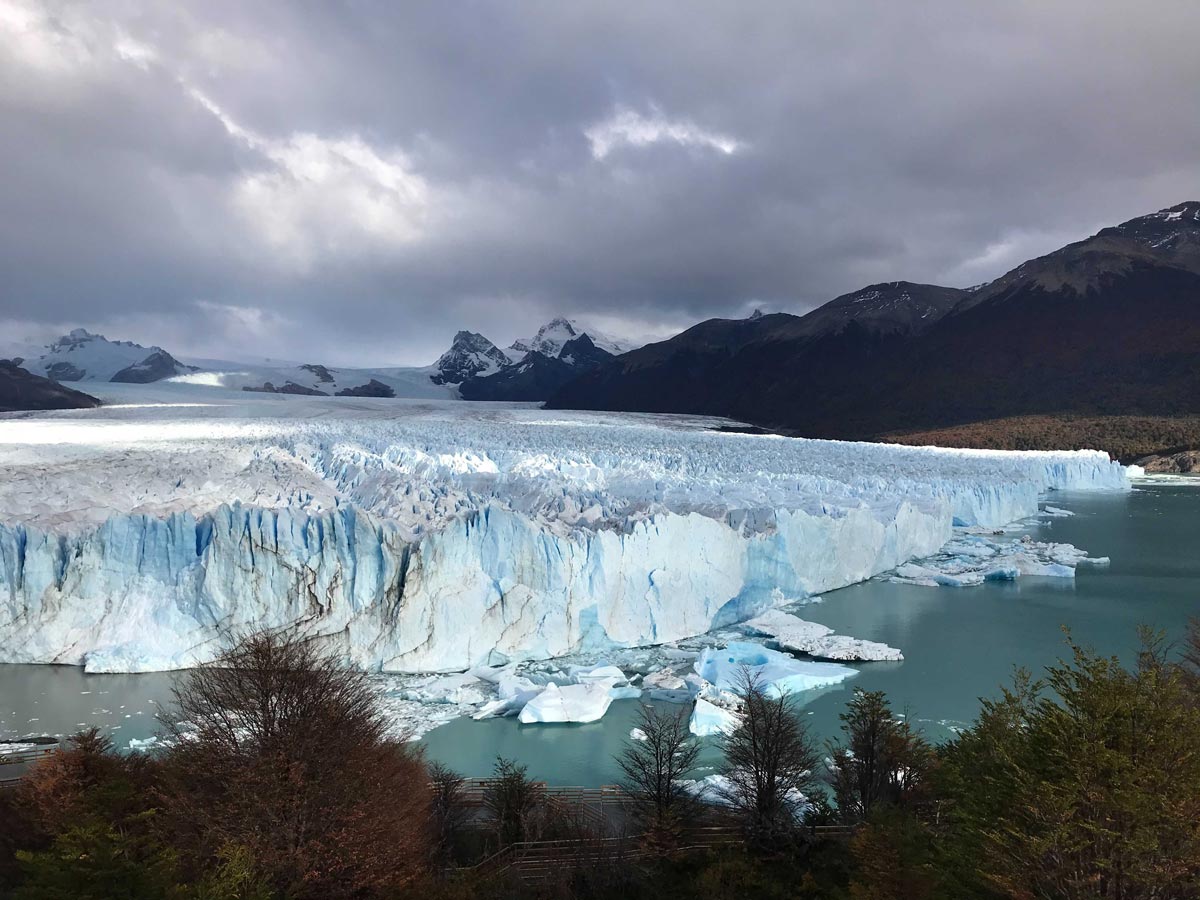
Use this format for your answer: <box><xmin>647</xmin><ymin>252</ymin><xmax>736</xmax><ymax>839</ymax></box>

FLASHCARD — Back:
<box><xmin>44</xmin><ymin>361</ymin><xmax>87</xmax><ymax>382</ymax></box>
<box><xmin>336</xmin><ymin>379</ymin><xmax>396</xmax><ymax>398</ymax></box>
<box><xmin>0</xmin><ymin>360</ymin><xmax>101</xmax><ymax>412</ymax></box>
<box><xmin>242</xmin><ymin>381</ymin><xmax>329</xmax><ymax>396</ymax></box>
<box><xmin>1134</xmin><ymin>450</ymin><xmax>1200</xmax><ymax>474</ymax></box>
<box><xmin>299</xmin><ymin>364</ymin><xmax>335</xmax><ymax>384</ymax></box>
<box><xmin>111</xmin><ymin>349</ymin><xmax>194</xmax><ymax>383</ymax></box>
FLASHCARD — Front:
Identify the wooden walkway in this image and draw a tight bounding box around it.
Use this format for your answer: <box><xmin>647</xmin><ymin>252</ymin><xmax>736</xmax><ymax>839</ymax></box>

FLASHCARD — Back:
<box><xmin>1</xmin><ymin>755</ymin><xmax>858</xmax><ymax>883</ymax></box>
<box><xmin>458</xmin><ymin>824</ymin><xmax>857</xmax><ymax>884</ymax></box>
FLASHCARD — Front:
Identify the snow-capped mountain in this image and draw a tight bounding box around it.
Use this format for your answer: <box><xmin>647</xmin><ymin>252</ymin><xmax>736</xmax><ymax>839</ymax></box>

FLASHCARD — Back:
<box><xmin>509</xmin><ymin>317</ymin><xmax>638</xmax><ymax>358</ymax></box>
<box><xmin>460</xmin><ymin>334</ymin><xmax>616</xmax><ymax>401</ymax></box>
<box><xmin>431</xmin><ymin>331</ymin><xmax>515</xmax><ymax>385</ymax></box>
<box><xmin>21</xmin><ymin>329</ymin><xmax>195</xmax><ymax>383</ymax></box>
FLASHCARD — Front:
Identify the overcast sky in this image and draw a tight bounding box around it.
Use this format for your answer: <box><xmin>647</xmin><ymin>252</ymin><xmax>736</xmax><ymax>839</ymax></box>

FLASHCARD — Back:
<box><xmin>2</xmin><ymin>1</ymin><xmax>1198</xmax><ymax>366</ymax></box>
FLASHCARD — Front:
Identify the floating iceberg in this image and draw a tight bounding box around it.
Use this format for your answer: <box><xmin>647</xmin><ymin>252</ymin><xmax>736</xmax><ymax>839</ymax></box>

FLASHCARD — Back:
<box><xmin>0</xmin><ymin>390</ymin><xmax>1128</xmax><ymax>673</ymax></box>
<box><xmin>889</xmin><ymin>532</ymin><xmax>1110</xmax><ymax>588</ymax></box>
<box><xmin>689</xmin><ymin>697</ymin><xmax>742</xmax><ymax>737</ymax></box>
<box><xmin>693</xmin><ymin>642</ymin><xmax>857</xmax><ymax>699</ymax></box>
<box><xmin>742</xmin><ymin>610</ymin><xmax>902</xmax><ymax>661</ymax></box>
<box><xmin>517</xmin><ymin>682</ymin><xmax>614</xmax><ymax>724</ymax></box>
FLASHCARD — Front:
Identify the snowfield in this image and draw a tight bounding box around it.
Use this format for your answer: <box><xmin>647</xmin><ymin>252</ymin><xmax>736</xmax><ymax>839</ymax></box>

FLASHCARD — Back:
<box><xmin>0</xmin><ymin>383</ymin><xmax>1128</xmax><ymax>674</ymax></box>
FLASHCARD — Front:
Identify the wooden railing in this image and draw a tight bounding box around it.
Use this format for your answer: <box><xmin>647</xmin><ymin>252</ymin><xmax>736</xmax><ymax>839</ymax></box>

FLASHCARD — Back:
<box><xmin>457</xmin><ymin>823</ymin><xmax>857</xmax><ymax>883</ymax></box>
<box><xmin>0</xmin><ymin>746</ymin><xmax>58</xmax><ymax>787</ymax></box>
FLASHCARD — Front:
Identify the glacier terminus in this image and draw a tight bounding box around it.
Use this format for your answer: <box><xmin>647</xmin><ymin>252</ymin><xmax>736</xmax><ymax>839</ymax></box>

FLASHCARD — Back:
<box><xmin>0</xmin><ymin>384</ymin><xmax>1129</xmax><ymax>675</ymax></box>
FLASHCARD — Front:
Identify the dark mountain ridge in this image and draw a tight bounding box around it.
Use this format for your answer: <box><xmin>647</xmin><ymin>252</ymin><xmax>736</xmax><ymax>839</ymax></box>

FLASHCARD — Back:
<box><xmin>0</xmin><ymin>360</ymin><xmax>101</xmax><ymax>413</ymax></box>
<box><xmin>550</xmin><ymin>203</ymin><xmax>1200</xmax><ymax>440</ymax></box>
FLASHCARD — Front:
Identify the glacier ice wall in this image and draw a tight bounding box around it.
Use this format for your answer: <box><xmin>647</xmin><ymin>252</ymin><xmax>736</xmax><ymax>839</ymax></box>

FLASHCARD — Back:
<box><xmin>0</xmin><ymin>395</ymin><xmax>1129</xmax><ymax>673</ymax></box>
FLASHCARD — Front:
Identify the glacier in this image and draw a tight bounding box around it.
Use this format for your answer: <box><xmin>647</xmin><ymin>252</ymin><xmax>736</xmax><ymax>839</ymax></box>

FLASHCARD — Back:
<box><xmin>0</xmin><ymin>385</ymin><xmax>1129</xmax><ymax>674</ymax></box>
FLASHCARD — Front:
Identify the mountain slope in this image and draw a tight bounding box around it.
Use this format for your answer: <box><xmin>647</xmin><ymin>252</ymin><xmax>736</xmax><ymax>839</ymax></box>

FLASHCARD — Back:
<box><xmin>550</xmin><ymin>281</ymin><xmax>967</xmax><ymax>419</ymax></box>
<box><xmin>0</xmin><ymin>360</ymin><xmax>101</xmax><ymax>412</ymax></box>
<box><xmin>550</xmin><ymin>203</ymin><xmax>1200</xmax><ymax>439</ymax></box>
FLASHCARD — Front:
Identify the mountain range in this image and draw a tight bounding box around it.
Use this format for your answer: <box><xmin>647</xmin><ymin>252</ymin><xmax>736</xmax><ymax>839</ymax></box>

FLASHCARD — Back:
<box><xmin>551</xmin><ymin>201</ymin><xmax>1200</xmax><ymax>452</ymax></box>
<box><xmin>5</xmin><ymin>201</ymin><xmax>1199</xmax><ymax>457</ymax></box>
<box><xmin>0</xmin><ymin>317</ymin><xmax>637</xmax><ymax>409</ymax></box>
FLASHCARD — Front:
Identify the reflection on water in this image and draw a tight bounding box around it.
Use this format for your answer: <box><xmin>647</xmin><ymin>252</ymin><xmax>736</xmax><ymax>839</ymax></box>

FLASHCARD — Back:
<box><xmin>3</xmin><ymin>482</ymin><xmax>1197</xmax><ymax>785</ymax></box>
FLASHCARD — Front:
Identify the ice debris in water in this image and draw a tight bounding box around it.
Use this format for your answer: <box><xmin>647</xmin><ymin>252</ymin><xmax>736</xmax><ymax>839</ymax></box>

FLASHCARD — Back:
<box><xmin>684</xmin><ymin>642</ymin><xmax>857</xmax><ymax>736</ymax></box>
<box><xmin>890</xmin><ymin>532</ymin><xmax>1110</xmax><ymax>588</ymax></box>
<box><xmin>367</xmin><ymin>636</ymin><xmax>865</xmax><ymax>739</ymax></box>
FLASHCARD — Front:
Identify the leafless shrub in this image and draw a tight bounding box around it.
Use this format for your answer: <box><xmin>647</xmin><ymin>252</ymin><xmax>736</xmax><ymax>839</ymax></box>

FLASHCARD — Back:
<box><xmin>157</xmin><ymin>630</ymin><xmax>431</xmax><ymax>899</ymax></box>
<box><xmin>617</xmin><ymin>703</ymin><xmax>701</xmax><ymax>847</ymax></box>
<box><xmin>719</xmin><ymin>669</ymin><xmax>820</xmax><ymax>852</ymax></box>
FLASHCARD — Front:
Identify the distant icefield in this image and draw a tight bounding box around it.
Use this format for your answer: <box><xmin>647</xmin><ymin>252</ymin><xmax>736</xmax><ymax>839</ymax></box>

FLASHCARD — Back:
<box><xmin>0</xmin><ymin>383</ymin><xmax>1128</xmax><ymax>674</ymax></box>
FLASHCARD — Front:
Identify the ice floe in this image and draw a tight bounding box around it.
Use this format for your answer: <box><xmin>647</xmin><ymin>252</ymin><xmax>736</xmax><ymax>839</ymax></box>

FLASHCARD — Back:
<box><xmin>692</xmin><ymin>642</ymin><xmax>858</xmax><ymax>699</ymax></box>
<box><xmin>741</xmin><ymin>609</ymin><xmax>902</xmax><ymax>661</ymax></box>
<box><xmin>889</xmin><ymin>532</ymin><xmax>1110</xmax><ymax>588</ymax></box>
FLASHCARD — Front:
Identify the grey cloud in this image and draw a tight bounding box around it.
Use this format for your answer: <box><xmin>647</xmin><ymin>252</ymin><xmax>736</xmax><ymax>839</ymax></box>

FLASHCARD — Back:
<box><xmin>1</xmin><ymin>0</ymin><xmax>1198</xmax><ymax>366</ymax></box>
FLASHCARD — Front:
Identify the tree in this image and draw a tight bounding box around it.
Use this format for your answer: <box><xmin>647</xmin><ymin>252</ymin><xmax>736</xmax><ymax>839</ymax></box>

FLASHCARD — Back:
<box><xmin>157</xmin><ymin>630</ymin><xmax>431</xmax><ymax>899</ymax></box>
<box><xmin>827</xmin><ymin>689</ymin><xmax>932</xmax><ymax>825</ymax></box>
<box><xmin>617</xmin><ymin>704</ymin><xmax>701</xmax><ymax>844</ymax></box>
<box><xmin>940</xmin><ymin>634</ymin><xmax>1200</xmax><ymax>899</ymax></box>
<box><xmin>719</xmin><ymin>671</ymin><xmax>821</xmax><ymax>850</ymax></box>
<box><xmin>483</xmin><ymin>757</ymin><xmax>544</xmax><ymax>848</ymax></box>
<box><xmin>1181</xmin><ymin>616</ymin><xmax>1200</xmax><ymax>700</ymax></box>
<box><xmin>428</xmin><ymin>762</ymin><xmax>469</xmax><ymax>867</ymax></box>
<box><xmin>10</xmin><ymin>730</ymin><xmax>180</xmax><ymax>900</ymax></box>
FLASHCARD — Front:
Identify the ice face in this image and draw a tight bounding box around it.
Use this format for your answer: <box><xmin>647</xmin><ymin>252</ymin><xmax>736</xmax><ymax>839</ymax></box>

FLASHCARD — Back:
<box><xmin>0</xmin><ymin>388</ymin><xmax>1128</xmax><ymax>673</ymax></box>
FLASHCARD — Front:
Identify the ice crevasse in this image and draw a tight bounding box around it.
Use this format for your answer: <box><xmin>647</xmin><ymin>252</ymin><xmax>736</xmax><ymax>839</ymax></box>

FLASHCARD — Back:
<box><xmin>0</xmin><ymin>397</ymin><xmax>1129</xmax><ymax>673</ymax></box>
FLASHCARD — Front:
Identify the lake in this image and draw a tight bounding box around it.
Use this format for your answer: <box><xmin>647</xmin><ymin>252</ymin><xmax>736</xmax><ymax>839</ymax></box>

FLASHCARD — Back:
<box><xmin>3</xmin><ymin>480</ymin><xmax>1197</xmax><ymax>784</ymax></box>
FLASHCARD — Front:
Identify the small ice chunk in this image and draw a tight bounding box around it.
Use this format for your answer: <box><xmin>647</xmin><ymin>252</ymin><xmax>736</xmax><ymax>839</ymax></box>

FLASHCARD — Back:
<box><xmin>629</xmin><ymin>727</ymin><xmax>648</xmax><ymax>741</ymax></box>
<box><xmin>608</xmin><ymin>685</ymin><xmax>643</xmax><ymax>700</ymax></box>
<box><xmin>400</xmin><ymin>672</ymin><xmax>489</xmax><ymax>705</ymax></box>
<box><xmin>680</xmin><ymin>773</ymin><xmax>733</xmax><ymax>802</ymax></box>
<box><xmin>517</xmin><ymin>682</ymin><xmax>613</xmax><ymax>724</ymax></box>
<box><xmin>1042</xmin><ymin>506</ymin><xmax>1075</xmax><ymax>517</ymax></box>
<box><xmin>567</xmin><ymin>663</ymin><xmax>626</xmax><ymax>683</ymax></box>
<box><xmin>689</xmin><ymin>697</ymin><xmax>742</xmax><ymax>736</ymax></box>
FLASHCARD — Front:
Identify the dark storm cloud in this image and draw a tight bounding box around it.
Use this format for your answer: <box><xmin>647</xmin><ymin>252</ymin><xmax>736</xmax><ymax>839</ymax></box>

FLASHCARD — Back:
<box><xmin>2</xmin><ymin>0</ymin><xmax>1198</xmax><ymax>365</ymax></box>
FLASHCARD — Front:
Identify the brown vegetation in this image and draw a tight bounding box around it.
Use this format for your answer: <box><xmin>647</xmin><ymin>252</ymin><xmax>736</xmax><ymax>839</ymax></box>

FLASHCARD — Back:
<box><xmin>5</xmin><ymin>624</ymin><xmax>1200</xmax><ymax>899</ymax></box>
<box><xmin>883</xmin><ymin>413</ymin><xmax>1200</xmax><ymax>462</ymax></box>
<box><xmin>158</xmin><ymin>631</ymin><xmax>431</xmax><ymax>898</ymax></box>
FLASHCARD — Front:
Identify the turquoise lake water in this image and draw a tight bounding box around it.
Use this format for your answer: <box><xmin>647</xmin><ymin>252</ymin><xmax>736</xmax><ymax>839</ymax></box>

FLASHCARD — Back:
<box><xmin>3</xmin><ymin>481</ymin><xmax>1197</xmax><ymax>785</ymax></box>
